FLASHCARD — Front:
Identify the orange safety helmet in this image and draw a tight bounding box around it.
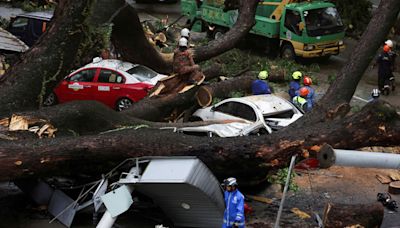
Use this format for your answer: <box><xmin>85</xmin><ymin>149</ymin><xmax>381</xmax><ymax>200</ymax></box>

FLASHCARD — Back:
<box><xmin>303</xmin><ymin>76</ymin><xmax>312</xmax><ymax>86</ymax></box>
<box><xmin>299</xmin><ymin>87</ymin><xmax>309</xmax><ymax>97</ymax></box>
<box><xmin>383</xmin><ymin>44</ymin><xmax>391</xmax><ymax>53</ymax></box>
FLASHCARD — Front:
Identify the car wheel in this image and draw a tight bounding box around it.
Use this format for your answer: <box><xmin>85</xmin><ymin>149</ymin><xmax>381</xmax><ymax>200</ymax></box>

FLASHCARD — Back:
<box><xmin>212</xmin><ymin>27</ymin><xmax>226</xmax><ymax>40</ymax></box>
<box><xmin>116</xmin><ymin>98</ymin><xmax>133</xmax><ymax>111</ymax></box>
<box><xmin>43</xmin><ymin>92</ymin><xmax>58</xmax><ymax>106</ymax></box>
<box><xmin>281</xmin><ymin>44</ymin><xmax>296</xmax><ymax>61</ymax></box>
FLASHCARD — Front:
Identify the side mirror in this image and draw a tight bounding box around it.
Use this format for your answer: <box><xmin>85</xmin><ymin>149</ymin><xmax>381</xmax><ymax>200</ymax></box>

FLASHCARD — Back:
<box><xmin>211</xmin><ymin>106</ymin><xmax>216</xmax><ymax>111</ymax></box>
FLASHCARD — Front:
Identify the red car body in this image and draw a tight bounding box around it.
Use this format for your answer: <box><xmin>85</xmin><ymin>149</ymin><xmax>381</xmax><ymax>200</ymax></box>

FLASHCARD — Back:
<box><xmin>49</xmin><ymin>59</ymin><xmax>166</xmax><ymax>110</ymax></box>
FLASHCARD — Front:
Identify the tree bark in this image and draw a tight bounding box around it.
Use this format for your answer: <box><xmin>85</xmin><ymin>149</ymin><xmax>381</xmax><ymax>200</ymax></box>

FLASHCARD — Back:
<box><xmin>111</xmin><ymin>5</ymin><xmax>172</xmax><ymax>74</ymax></box>
<box><xmin>193</xmin><ymin>0</ymin><xmax>260</xmax><ymax>62</ymax></box>
<box><xmin>0</xmin><ymin>101</ymin><xmax>398</xmax><ymax>184</ymax></box>
<box><xmin>0</xmin><ymin>0</ymin><xmax>95</xmax><ymax>115</ymax></box>
<box><xmin>323</xmin><ymin>202</ymin><xmax>384</xmax><ymax>228</ymax></box>
<box><xmin>196</xmin><ymin>72</ymin><xmax>253</xmax><ymax>107</ymax></box>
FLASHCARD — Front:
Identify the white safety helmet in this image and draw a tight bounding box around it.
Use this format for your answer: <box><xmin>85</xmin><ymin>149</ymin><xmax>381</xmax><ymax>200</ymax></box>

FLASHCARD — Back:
<box><xmin>226</xmin><ymin>177</ymin><xmax>238</xmax><ymax>187</ymax></box>
<box><xmin>385</xmin><ymin>40</ymin><xmax>394</xmax><ymax>48</ymax></box>
<box><xmin>371</xmin><ymin>88</ymin><xmax>380</xmax><ymax>98</ymax></box>
<box><xmin>181</xmin><ymin>28</ymin><xmax>190</xmax><ymax>38</ymax></box>
<box><xmin>178</xmin><ymin>37</ymin><xmax>188</xmax><ymax>48</ymax></box>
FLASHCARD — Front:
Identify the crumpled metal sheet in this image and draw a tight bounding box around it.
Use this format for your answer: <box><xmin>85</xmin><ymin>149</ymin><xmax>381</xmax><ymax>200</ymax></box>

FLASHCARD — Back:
<box><xmin>0</xmin><ymin>28</ymin><xmax>29</xmax><ymax>52</ymax></box>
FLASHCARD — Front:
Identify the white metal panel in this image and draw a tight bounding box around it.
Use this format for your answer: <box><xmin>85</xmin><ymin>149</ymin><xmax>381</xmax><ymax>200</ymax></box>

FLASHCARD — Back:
<box><xmin>0</xmin><ymin>28</ymin><xmax>28</xmax><ymax>52</ymax></box>
<box><xmin>140</xmin><ymin>158</ymin><xmax>196</xmax><ymax>183</ymax></box>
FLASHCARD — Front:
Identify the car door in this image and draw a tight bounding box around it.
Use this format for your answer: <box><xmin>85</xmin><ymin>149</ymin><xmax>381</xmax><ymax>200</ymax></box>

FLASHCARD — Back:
<box><xmin>94</xmin><ymin>68</ymin><xmax>126</xmax><ymax>108</ymax></box>
<box><xmin>60</xmin><ymin>68</ymin><xmax>97</xmax><ymax>103</ymax></box>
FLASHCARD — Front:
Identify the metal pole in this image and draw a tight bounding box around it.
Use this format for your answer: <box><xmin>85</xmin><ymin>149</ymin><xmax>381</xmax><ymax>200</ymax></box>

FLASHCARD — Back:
<box><xmin>318</xmin><ymin>144</ymin><xmax>400</xmax><ymax>169</ymax></box>
<box><xmin>274</xmin><ymin>155</ymin><xmax>297</xmax><ymax>228</ymax></box>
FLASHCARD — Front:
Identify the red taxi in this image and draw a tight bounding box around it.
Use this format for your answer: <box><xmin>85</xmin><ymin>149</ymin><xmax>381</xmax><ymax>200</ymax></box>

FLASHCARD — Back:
<box><xmin>44</xmin><ymin>58</ymin><xmax>167</xmax><ymax>111</ymax></box>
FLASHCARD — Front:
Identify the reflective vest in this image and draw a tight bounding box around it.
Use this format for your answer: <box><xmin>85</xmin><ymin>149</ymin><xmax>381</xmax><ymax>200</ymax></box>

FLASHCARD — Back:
<box><xmin>292</xmin><ymin>96</ymin><xmax>308</xmax><ymax>112</ymax></box>
<box><xmin>222</xmin><ymin>189</ymin><xmax>245</xmax><ymax>228</ymax></box>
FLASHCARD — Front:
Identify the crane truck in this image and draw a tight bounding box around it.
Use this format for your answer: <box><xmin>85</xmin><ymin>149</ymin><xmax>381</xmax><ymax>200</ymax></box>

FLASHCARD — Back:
<box><xmin>181</xmin><ymin>0</ymin><xmax>345</xmax><ymax>60</ymax></box>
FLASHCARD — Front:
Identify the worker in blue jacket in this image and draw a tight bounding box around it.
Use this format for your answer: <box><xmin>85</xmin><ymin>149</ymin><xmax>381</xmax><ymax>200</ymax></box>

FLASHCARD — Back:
<box><xmin>288</xmin><ymin>71</ymin><xmax>302</xmax><ymax>99</ymax></box>
<box><xmin>251</xmin><ymin>70</ymin><xmax>272</xmax><ymax>95</ymax></box>
<box><xmin>222</xmin><ymin>177</ymin><xmax>245</xmax><ymax>228</ymax></box>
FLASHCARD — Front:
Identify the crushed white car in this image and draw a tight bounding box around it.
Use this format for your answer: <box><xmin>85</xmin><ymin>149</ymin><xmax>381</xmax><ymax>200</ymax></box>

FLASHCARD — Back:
<box><xmin>177</xmin><ymin>94</ymin><xmax>303</xmax><ymax>137</ymax></box>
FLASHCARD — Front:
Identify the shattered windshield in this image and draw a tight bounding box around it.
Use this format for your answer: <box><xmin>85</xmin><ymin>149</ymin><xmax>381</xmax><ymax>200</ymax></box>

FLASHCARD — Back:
<box><xmin>304</xmin><ymin>7</ymin><xmax>344</xmax><ymax>37</ymax></box>
<box><xmin>126</xmin><ymin>65</ymin><xmax>158</xmax><ymax>79</ymax></box>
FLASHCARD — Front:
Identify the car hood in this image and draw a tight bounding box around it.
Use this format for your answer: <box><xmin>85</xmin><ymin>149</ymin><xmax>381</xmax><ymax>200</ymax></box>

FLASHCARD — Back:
<box><xmin>178</xmin><ymin>122</ymin><xmax>254</xmax><ymax>138</ymax></box>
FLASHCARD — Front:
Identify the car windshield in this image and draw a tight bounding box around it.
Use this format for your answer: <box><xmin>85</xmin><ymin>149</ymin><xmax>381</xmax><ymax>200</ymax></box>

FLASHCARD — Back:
<box><xmin>126</xmin><ymin>65</ymin><xmax>158</xmax><ymax>80</ymax></box>
<box><xmin>214</xmin><ymin>102</ymin><xmax>257</xmax><ymax>122</ymax></box>
<box><xmin>304</xmin><ymin>7</ymin><xmax>344</xmax><ymax>37</ymax></box>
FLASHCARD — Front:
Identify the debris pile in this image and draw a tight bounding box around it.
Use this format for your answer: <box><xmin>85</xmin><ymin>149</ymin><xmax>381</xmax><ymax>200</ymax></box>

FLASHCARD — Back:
<box><xmin>0</xmin><ymin>114</ymin><xmax>57</xmax><ymax>138</ymax></box>
<box><xmin>0</xmin><ymin>55</ymin><xmax>9</xmax><ymax>77</ymax></box>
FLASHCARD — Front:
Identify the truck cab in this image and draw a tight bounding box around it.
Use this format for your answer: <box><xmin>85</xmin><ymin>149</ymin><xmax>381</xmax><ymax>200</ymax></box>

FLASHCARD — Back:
<box><xmin>7</xmin><ymin>11</ymin><xmax>53</xmax><ymax>46</ymax></box>
<box><xmin>280</xmin><ymin>2</ymin><xmax>345</xmax><ymax>59</ymax></box>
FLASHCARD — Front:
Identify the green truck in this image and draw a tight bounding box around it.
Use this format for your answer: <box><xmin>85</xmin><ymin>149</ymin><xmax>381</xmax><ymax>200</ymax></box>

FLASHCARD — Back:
<box><xmin>181</xmin><ymin>0</ymin><xmax>345</xmax><ymax>60</ymax></box>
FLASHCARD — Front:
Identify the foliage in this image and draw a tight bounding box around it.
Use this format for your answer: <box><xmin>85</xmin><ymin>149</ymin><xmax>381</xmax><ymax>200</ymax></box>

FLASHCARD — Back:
<box><xmin>328</xmin><ymin>73</ymin><xmax>337</xmax><ymax>84</ymax></box>
<box><xmin>267</xmin><ymin>167</ymin><xmax>299</xmax><ymax>192</ymax></box>
<box><xmin>350</xmin><ymin>105</ymin><xmax>362</xmax><ymax>113</ymax></box>
<box><xmin>211</xmin><ymin>90</ymin><xmax>244</xmax><ymax>105</ymax></box>
<box><xmin>229</xmin><ymin>90</ymin><xmax>244</xmax><ymax>98</ymax></box>
<box><xmin>0</xmin><ymin>17</ymin><xmax>9</xmax><ymax>29</ymax></box>
<box><xmin>331</xmin><ymin>0</ymin><xmax>372</xmax><ymax>37</ymax></box>
<box><xmin>200</xmin><ymin>49</ymin><xmax>320</xmax><ymax>79</ymax></box>
<box><xmin>11</xmin><ymin>0</ymin><xmax>55</xmax><ymax>12</ymax></box>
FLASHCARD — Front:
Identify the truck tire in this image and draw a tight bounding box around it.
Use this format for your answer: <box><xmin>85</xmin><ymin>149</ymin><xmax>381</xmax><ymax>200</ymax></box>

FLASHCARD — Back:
<box><xmin>281</xmin><ymin>44</ymin><xmax>296</xmax><ymax>61</ymax></box>
<box><xmin>212</xmin><ymin>27</ymin><xmax>226</xmax><ymax>40</ymax></box>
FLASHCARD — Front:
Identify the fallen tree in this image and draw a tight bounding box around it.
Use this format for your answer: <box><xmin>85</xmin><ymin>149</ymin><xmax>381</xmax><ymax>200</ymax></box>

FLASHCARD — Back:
<box><xmin>1</xmin><ymin>100</ymin><xmax>398</xmax><ymax>183</ymax></box>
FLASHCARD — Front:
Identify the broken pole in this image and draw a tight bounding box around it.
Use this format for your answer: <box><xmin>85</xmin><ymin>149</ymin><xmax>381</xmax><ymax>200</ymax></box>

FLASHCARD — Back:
<box><xmin>318</xmin><ymin>144</ymin><xmax>400</xmax><ymax>169</ymax></box>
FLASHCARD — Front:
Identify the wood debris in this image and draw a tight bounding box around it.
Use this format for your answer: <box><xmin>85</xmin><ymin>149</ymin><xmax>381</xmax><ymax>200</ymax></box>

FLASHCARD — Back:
<box><xmin>1</xmin><ymin>114</ymin><xmax>56</xmax><ymax>138</ymax></box>
<box><xmin>376</xmin><ymin>174</ymin><xmax>392</xmax><ymax>184</ymax></box>
<box><xmin>290</xmin><ymin>207</ymin><xmax>311</xmax><ymax>219</ymax></box>
<box><xmin>9</xmin><ymin>114</ymin><xmax>29</xmax><ymax>131</ymax></box>
<box><xmin>388</xmin><ymin>171</ymin><xmax>400</xmax><ymax>181</ymax></box>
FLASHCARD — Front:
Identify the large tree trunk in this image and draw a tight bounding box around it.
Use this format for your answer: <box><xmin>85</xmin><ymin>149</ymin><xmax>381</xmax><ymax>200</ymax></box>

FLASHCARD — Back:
<box><xmin>0</xmin><ymin>0</ymin><xmax>94</xmax><ymax>115</ymax></box>
<box><xmin>0</xmin><ymin>0</ymin><xmax>128</xmax><ymax>115</ymax></box>
<box><xmin>0</xmin><ymin>101</ymin><xmax>398</xmax><ymax>184</ymax></box>
<box><xmin>111</xmin><ymin>5</ymin><xmax>172</xmax><ymax>73</ymax></box>
<box><xmin>126</xmin><ymin>64</ymin><xmax>223</xmax><ymax>121</ymax></box>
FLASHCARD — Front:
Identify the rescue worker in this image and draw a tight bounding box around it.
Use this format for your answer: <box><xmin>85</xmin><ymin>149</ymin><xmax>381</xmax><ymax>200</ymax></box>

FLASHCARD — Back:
<box><xmin>375</xmin><ymin>44</ymin><xmax>394</xmax><ymax>95</ymax></box>
<box><xmin>222</xmin><ymin>177</ymin><xmax>245</xmax><ymax>228</ymax></box>
<box><xmin>173</xmin><ymin>37</ymin><xmax>205</xmax><ymax>85</ymax></box>
<box><xmin>385</xmin><ymin>39</ymin><xmax>397</xmax><ymax>91</ymax></box>
<box><xmin>369</xmin><ymin>88</ymin><xmax>380</xmax><ymax>102</ymax></box>
<box><xmin>293</xmin><ymin>87</ymin><xmax>310</xmax><ymax>113</ymax></box>
<box><xmin>251</xmin><ymin>70</ymin><xmax>272</xmax><ymax>95</ymax></box>
<box><xmin>288</xmin><ymin>71</ymin><xmax>302</xmax><ymax>100</ymax></box>
<box><xmin>302</xmin><ymin>76</ymin><xmax>315</xmax><ymax>110</ymax></box>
